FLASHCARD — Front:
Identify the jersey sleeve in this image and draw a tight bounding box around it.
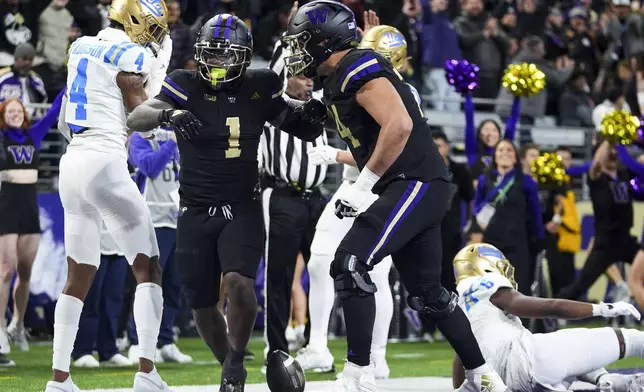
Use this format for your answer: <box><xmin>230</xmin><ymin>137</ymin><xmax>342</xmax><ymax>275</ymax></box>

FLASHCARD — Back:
<box><xmin>156</xmin><ymin>70</ymin><xmax>191</xmax><ymax>109</ymax></box>
<box><xmin>337</xmin><ymin>50</ymin><xmax>400</xmax><ymax>95</ymax></box>
<box><xmin>114</xmin><ymin>44</ymin><xmax>153</xmax><ymax>75</ymax></box>
<box><xmin>457</xmin><ymin>273</ymin><xmax>514</xmax><ymax>303</ymax></box>
<box><xmin>261</xmin><ymin>69</ymin><xmax>288</xmax><ymax>123</ymax></box>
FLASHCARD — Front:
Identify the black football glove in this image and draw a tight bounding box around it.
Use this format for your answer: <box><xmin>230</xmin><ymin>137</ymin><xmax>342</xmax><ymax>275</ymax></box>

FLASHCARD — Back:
<box><xmin>158</xmin><ymin>109</ymin><xmax>202</xmax><ymax>140</ymax></box>
<box><xmin>300</xmin><ymin>98</ymin><xmax>328</xmax><ymax>125</ymax></box>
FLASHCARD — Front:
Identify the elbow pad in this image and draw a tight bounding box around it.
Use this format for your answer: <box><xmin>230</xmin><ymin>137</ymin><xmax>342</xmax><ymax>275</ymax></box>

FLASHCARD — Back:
<box><xmin>280</xmin><ymin>98</ymin><xmax>327</xmax><ymax>141</ymax></box>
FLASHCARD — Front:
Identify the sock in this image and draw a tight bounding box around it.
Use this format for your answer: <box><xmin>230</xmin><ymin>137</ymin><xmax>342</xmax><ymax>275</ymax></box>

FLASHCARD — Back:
<box><xmin>307</xmin><ymin>252</ymin><xmax>336</xmax><ymax>352</ymax></box>
<box><xmin>465</xmin><ymin>363</ymin><xmax>493</xmax><ymax>376</ymax></box>
<box><xmin>371</xmin><ymin>263</ymin><xmax>393</xmax><ymax>360</ymax></box>
<box><xmin>133</xmin><ymin>283</ymin><xmax>163</xmax><ymax>361</ymax></box>
<box><xmin>0</xmin><ymin>326</ymin><xmax>10</xmax><ymax>355</ymax></box>
<box><xmin>621</xmin><ymin>328</ymin><xmax>644</xmax><ymax>358</ymax></box>
<box><xmin>52</xmin><ymin>294</ymin><xmax>84</xmax><ymax>372</ymax></box>
<box><xmin>435</xmin><ymin>306</ymin><xmax>486</xmax><ymax>370</ymax></box>
<box><xmin>579</xmin><ymin>368</ymin><xmax>608</xmax><ymax>384</ymax></box>
<box><xmin>342</xmin><ymin>294</ymin><xmax>376</xmax><ymax>366</ymax></box>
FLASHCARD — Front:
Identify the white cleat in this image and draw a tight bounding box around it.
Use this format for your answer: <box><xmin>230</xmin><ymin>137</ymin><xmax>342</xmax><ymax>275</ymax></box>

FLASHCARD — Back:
<box><xmin>45</xmin><ymin>376</ymin><xmax>83</xmax><ymax>392</ymax></box>
<box><xmin>627</xmin><ymin>373</ymin><xmax>644</xmax><ymax>392</ymax></box>
<box><xmin>331</xmin><ymin>361</ymin><xmax>377</xmax><ymax>392</ymax></box>
<box><xmin>295</xmin><ymin>346</ymin><xmax>335</xmax><ymax>373</ymax></box>
<box><xmin>7</xmin><ymin>324</ymin><xmax>29</xmax><ymax>352</ymax></box>
<box><xmin>116</xmin><ymin>333</ymin><xmax>130</xmax><ymax>352</ymax></box>
<box><xmin>73</xmin><ymin>354</ymin><xmax>100</xmax><ymax>368</ymax></box>
<box><xmin>101</xmin><ymin>353</ymin><xmax>135</xmax><ymax>367</ymax></box>
<box><xmin>133</xmin><ymin>368</ymin><xmax>172</xmax><ymax>392</ymax></box>
<box><xmin>372</xmin><ymin>356</ymin><xmax>390</xmax><ymax>380</ymax></box>
<box><xmin>456</xmin><ymin>367</ymin><xmax>510</xmax><ymax>392</ymax></box>
<box><xmin>158</xmin><ymin>344</ymin><xmax>193</xmax><ymax>364</ymax></box>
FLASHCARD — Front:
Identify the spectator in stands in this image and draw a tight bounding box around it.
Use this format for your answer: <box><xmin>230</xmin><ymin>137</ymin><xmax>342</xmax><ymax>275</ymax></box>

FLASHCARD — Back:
<box><xmin>542</xmin><ymin>8</ymin><xmax>567</xmax><ymax>61</ymax></box>
<box><xmin>520</xmin><ymin>143</ymin><xmax>539</xmax><ymax>177</ymax></box>
<box><xmin>592</xmin><ymin>79</ymin><xmax>629</xmax><ymax>131</ymax></box>
<box><xmin>0</xmin><ymin>0</ymin><xmax>39</xmax><ymax>67</ymax></box>
<box><xmin>454</xmin><ymin>0</ymin><xmax>510</xmax><ymax>111</ymax></box>
<box><xmin>515</xmin><ymin>0</ymin><xmax>548</xmax><ymax>39</ymax></box>
<box><xmin>496</xmin><ymin>36</ymin><xmax>574</xmax><ymax>144</ymax></box>
<box><xmin>253</xmin><ymin>4</ymin><xmax>293</xmax><ymax>61</ymax></box>
<box><xmin>0</xmin><ymin>44</ymin><xmax>47</xmax><ymax>120</ymax></box>
<box><xmin>36</xmin><ymin>0</ymin><xmax>73</xmax><ymax>101</ymax></box>
<box><xmin>466</xmin><ymin>119</ymin><xmax>505</xmax><ymax>181</ymax></box>
<box><xmin>605</xmin><ymin>0</ymin><xmax>641</xmax><ymax>57</ymax></box>
<box><xmin>625</xmin><ymin>54</ymin><xmax>644</xmax><ymax>116</ymax></box>
<box><xmin>421</xmin><ymin>0</ymin><xmax>461</xmax><ymax>112</ymax></box>
<box><xmin>565</xmin><ymin>7</ymin><xmax>600</xmax><ymax>84</ymax></box>
<box><xmin>167</xmin><ymin>0</ymin><xmax>194</xmax><ymax>72</ymax></box>
<box><xmin>545</xmin><ymin>146</ymin><xmax>581</xmax><ymax>298</ymax></box>
<box><xmin>559</xmin><ymin>70</ymin><xmax>595</xmax><ymax>127</ymax></box>
<box><xmin>0</xmin><ymin>90</ymin><xmax>63</xmax><ymax>353</ymax></box>
<box><xmin>96</xmin><ymin>0</ymin><xmax>111</xmax><ymax>30</ymax></box>
<box><xmin>473</xmin><ymin>139</ymin><xmax>544</xmax><ymax>301</ymax></box>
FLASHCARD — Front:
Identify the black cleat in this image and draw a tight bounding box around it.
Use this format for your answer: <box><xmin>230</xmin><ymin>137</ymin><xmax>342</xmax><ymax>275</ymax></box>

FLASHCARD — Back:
<box><xmin>0</xmin><ymin>353</ymin><xmax>15</xmax><ymax>366</ymax></box>
<box><xmin>220</xmin><ymin>366</ymin><xmax>247</xmax><ymax>392</ymax></box>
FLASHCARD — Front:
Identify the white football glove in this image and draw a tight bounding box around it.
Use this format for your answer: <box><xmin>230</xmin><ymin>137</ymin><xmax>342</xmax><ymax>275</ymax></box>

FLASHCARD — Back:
<box><xmin>592</xmin><ymin>301</ymin><xmax>641</xmax><ymax>320</ymax></box>
<box><xmin>334</xmin><ymin>167</ymin><xmax>380</xmax><ymax>218</ymax></box>
<box><xmin>307</xmin><ymin>145</ymin><xmax>340</xmax><ymax>166</ymax></box>
<box><xmin>146</xmin><ymin>35</ymin><xmax>173</xmax><ymax>98</ymax></box>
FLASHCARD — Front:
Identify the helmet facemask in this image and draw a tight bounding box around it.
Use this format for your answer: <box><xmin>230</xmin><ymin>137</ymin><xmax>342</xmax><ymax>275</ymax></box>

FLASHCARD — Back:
<box><xmin>194</xmin><ymin>40</ymin><xmax>251</xmax><ymax>88</ymax></box>
<box><xmin>282</xmin><ymin>31</ymin><xmax>317</xmax><ymax>78</ymax></box>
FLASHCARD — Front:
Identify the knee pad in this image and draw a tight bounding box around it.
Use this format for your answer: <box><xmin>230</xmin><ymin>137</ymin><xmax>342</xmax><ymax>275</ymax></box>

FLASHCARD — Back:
<box><xmin>329</xmin><ymin>253</ymin><xmax>377</xmax><ymax>299</ymax></box>
<box><xmin>407</xmin><ymin>285</ymin><xmax>457</xmax><ymax>320</ymax></box>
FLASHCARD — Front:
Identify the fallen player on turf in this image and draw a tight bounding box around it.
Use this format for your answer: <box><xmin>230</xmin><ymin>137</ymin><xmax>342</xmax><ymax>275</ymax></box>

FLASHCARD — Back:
<box><xmin>453</xmin><ymin>243</ymin><xmax>644</xmax><ymax>392</ymax></box>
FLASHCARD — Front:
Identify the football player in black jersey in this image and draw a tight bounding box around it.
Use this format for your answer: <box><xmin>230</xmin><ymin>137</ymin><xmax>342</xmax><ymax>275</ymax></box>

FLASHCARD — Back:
<box><xmin>126</xmin><ymin>14</ymin><xmax>327</xmax><ymax>392</ymax></box>
<box><xmin>282</xmin><ymin>1</ymin><xmax>509</xmax><ymax>391</ymax></box>
<box><xmin>558</xmin><ymin>137</ymin><xmax>641</xmax><ymax>301</ymax></box>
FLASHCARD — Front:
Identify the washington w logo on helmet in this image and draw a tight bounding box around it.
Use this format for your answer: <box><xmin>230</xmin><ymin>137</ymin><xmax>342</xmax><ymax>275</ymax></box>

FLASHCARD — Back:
<box><xmin>306</xmin><ymin>7</ymin><xmax>330</xmax><ymax>24</ymax></box>
<box><xmin>140</xmin><ymin>0</ymin><xmax>164</xmax><ymax>17</ymax></box>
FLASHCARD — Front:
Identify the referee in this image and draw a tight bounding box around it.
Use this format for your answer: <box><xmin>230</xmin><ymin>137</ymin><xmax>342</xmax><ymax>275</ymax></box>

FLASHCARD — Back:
<box><xmin>260</xmin><ymin>40</ymin><xmax>329</xmax><ymax>362</ymax></box>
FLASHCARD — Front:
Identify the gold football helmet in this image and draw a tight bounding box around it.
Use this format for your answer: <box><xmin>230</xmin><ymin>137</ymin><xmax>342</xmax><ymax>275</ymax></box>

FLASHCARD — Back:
<box><xmin>108</xmin><ymin>0</ymin><xmax>169</xmax><ymax>48</ymax></box>
<box><xmin>453</xmin><ymin>243</ymin><xmax>517</xmax><ymax>289</ymax></box>
<box><xmin>358</xmin><ymin>25</ymin><xmax>407</xmax><ymax>72</ymax></box>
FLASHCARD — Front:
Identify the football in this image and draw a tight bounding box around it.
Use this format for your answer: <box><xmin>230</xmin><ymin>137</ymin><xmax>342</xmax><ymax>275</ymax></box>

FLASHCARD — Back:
<box><xmin>266</xmin><ymin>350</ymin><xmax>306</xmax><ymax>392</ymax></box>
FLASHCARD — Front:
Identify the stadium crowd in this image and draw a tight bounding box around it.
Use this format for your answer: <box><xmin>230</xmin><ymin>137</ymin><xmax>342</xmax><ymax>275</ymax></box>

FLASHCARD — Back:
<box><xmin>0</xmin><ymin>0</ymin><xmax>644</xmax><ymax>387</ymax></box>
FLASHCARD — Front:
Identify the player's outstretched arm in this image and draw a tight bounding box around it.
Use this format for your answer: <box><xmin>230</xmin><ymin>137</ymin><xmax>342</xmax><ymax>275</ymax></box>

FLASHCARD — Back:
<box><xmin>356</xmin><ymin>78</ymin><xmax>413</xmax><ymax>176</ymax></box>
<box><xmin>127</xmin><ymin>98</ymin><xmax>202</xmax><ymax>140</ymax></box>
<box><xmin>491</xmin><ymin>287</ymin><xmax>641</xmax><ymax>320</ymax></box>
<box><xmin>452</xmin><ymin>355</ymin><xmax>466</xmax><ymax>388</ymax></box>
<box><xmin>270</xmin><ymin>95</ymin><xmax>327</xmax><ymax>141</ymax></box>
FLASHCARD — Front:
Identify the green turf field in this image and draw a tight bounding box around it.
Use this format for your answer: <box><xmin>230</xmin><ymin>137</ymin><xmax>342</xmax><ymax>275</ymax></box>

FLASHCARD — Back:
<box><xmin>2</xmin><ymin>335</ymin><xmax>644</xmax><ymax>392</ymax></box>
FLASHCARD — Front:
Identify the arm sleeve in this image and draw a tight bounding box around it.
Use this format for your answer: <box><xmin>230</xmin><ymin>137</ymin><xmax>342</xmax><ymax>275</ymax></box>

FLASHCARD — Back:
<box><xmin>523</xmin><ymin>176</ymin><xmax>545</xmax><ymax>239</ymax></box>
<box><xmin>464</xmin><ymin>96</ymin><xmax>478</xmax><ymax>166</ymax></box>
<box><xmin>616</xmin><ymin>144</ymin><xmax>644</xmax><ymax>177</ymax></box>
<box><xmin>155</xmin><ymin>70</ymin><xmax>189</xmax><ymax>109</ymax></box>
<box><xmin>503</xmin><ymin>98</ymin><xmax>520</xmax><ymax>142</ymax></box>
<box><xmin>263</xmin><ymin>69</ymin><xmax>288</xmax><ymax>124</ymax></box>
<box><xmin>128</xmin><ymin>133</ymin><xmax>177</xmax><ymax>179</ymax></box>
<box><xmin>29</xmin><ymin>88</ymin><xmax>65</xmax><ymax>146</ymax></box>
<box><xmin>566</xmin><ymin>160</ymin><xmax>592</xmax><ymax>176</ymax></box>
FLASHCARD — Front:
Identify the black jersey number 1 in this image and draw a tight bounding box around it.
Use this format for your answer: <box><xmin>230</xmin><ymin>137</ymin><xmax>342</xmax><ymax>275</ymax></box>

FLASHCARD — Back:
<box><xmin>226</xmin><ymin>117</ymin><xmax>241</xmax><ymax>158</ymax></box>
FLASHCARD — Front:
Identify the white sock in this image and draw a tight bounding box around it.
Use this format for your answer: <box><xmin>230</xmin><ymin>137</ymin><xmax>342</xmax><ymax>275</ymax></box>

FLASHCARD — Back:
<box><xmin>306</xmin><ymin>252</ymin><xmax>336</xmax><ymax>352</ymax></box>
<box><xmin>466</xmin><ymin>363</ymin><xmax>493</xmax><ymax>376</ymax></box>
<box><xmin>621</xmin><ymin>328</ymin><xmax>644</xmax><ymax>358</ymax></box>
<box><xmin>52</xmin><ymin>294</ymin><xmax>84</xmax><ymax>372</ymax></box>
<box><xmin>133</xmin><ymin>283</ymin><xmax>163</xmax><ymax>361</ymax></box>
<box><xmin>371</xmin><ymin>260</ymin><xmax>393</xmax><ymax>360</ymax></box>
<box><xmin>579</xmin><ymin>368</ymin><xmax>609</xmax><ymax>384</ymax></box>
<box><xmin>0</xmin><ymin>328</ymin><xmax>10</xmax><ymax>355</ymax></box>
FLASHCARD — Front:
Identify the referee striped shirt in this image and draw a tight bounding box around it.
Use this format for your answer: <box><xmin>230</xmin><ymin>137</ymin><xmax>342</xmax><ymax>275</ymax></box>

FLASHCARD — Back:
<box><xmin>259</xmin><ymin>40</ymin><xmax>329</xmax><ymax>190</ymax></box>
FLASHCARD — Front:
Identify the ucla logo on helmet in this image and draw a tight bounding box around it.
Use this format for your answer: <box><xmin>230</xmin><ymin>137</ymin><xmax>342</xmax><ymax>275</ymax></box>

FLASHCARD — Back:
<box><xmin>140</xmin><ymin>0</ymin><xmax>163</xmax><ymax>17</ymax></box>
<box><xmin>384</xmin><ymin>31</ymin><xmax>405</xmax><ymax>48</ymax></box>
<box><xmin>478</xmin><ymin>245</ymin><xmax>504</xmax><ymax>259</ymax></box>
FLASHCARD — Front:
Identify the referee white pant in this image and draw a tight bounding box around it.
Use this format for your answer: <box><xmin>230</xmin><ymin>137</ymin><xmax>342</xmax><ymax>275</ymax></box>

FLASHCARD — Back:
<box><xmin>308</xmin><ymin>181</ymin><xmax>393</xmax><ymax>361</ymax></box>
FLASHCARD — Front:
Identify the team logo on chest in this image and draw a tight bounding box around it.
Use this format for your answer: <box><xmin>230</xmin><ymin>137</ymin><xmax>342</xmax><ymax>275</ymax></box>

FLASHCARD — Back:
<box><xmin>8</xmin><ymin>145</ymin><xmax>35</xmax><ymax>164</ymax></box>
<box><xmin>228</xmin><ymin>96</ymin><xmax>236</xmax><ymax>103</ymax></box>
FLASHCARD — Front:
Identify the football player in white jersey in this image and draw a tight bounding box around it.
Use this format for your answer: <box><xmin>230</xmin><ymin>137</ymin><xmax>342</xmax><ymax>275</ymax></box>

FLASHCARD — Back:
<box><xmin>47</xmin><ymin>1</ymin><xmax>185</xmax><ymax>391</ymax></box>
<box><xmin>299</xmin><ymin>25</ymin><xmax>419</xmax><ymax>378</ymax></box>
<box><xmin>453</xmin><ymin>243</ymin><xmax>644</xmax><ymax>392</ymax></box>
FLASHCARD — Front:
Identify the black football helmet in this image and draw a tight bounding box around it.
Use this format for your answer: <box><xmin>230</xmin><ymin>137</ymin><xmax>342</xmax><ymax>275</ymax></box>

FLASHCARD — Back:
<box><xmin>282</xmin><ymin>0</ymin><xmax>359</xmax><ymax>78</ymax></box>
<box><xmin>194</xmin><ymin>14</ymin><xmax>253</xmax><ymax>88</ymax></box>
<box><xmin>266</xmin><ymin>350</ymin><xmax>305</xmax><ymax>392</ymax></box>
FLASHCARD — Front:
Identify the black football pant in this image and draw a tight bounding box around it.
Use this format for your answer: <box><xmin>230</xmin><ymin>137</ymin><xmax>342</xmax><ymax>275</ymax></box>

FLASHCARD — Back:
<box><xmin>545</xmin><ymin>233</ymin><xmax>576</xmax><ymax>298</ymax></box>
<box><xmin>262</xmin><ymin>187</ymin><xmax>325</xmax><ymax>357</ymax></box>
<box><xmin>335</xmin><ymin>179</ymin><xmax>486</xmax><ymax>370</ymax></box>
<box><xmin>558</xmin><ymin>234</ymin><xmax>641</xmax><ymax>300</ymax></box>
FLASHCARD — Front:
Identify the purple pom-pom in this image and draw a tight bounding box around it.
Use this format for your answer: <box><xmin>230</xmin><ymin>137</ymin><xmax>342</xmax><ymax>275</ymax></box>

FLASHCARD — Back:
<box><xmin>631</xmin><ymin>177</ymin><xmax>644</xmax><ymax>201</ymax></box>
<box><xmin>444</xmin><ymin>59</ymin><xmax>480</xmax><ymax>96</ymax></box>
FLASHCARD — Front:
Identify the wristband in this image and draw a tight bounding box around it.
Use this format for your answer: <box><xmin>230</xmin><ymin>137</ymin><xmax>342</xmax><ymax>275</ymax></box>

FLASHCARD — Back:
<box><xmin>592</xmin><ymin>303</ymin><xmax>602</xmax><ymax>316</ymax></box>
<box><xmin>552</xmin><ymin>214</ymin><xmax>562</xmax><ymax>224</ymax></box>
<box><xmin>354</xmin><ymin>167</ymin><xmax>380</xmax><ymax>191</ymax></box>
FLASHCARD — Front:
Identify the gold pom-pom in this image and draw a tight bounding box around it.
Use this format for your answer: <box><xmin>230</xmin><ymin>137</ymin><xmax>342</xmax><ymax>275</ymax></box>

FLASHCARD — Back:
<box><xmin>600</xmin><ymin>110</ymin><xmax>640</xmax><ymax>145</ymax></box>
<box><xmin>531</xmin><ymin>152</ymin><xmax>570</xmax><ymax>187</ymax></box>
<box><xmin>502</xmin><ymin>63</ymin><xmax>546</xmax><ymax>97</ymax></box>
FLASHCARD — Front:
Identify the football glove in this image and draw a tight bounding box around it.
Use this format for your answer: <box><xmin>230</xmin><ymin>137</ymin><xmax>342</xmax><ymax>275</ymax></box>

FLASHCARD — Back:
<box><xmin>335</xmin><ymin>167</ymin><xmax>381</xmax><ymax>218</ymax></box>
<box><xmin>158</xmin><ymin>109</ymin><xmax>202</xmax><ymax>140</ymax></box>
<box><xmin>307</xmin><ymin>145</ymin><xmax>340</xmax><ymax>166</ymax></box>
<box><xmin>592</xmin><ymin>302</ymin><xmax>641</xmax><ymax>320</ymax></box>
<box><xmin>300</xmin><ymin>98</ymin><xmax>328</xmax><ymax>125</ymax></box>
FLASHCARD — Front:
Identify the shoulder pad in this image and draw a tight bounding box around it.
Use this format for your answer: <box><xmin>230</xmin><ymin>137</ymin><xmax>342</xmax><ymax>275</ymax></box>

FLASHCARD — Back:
<box><xmin>248</xmin><ymin>68</ymin><xmax>284</xmax><ymax>100</ymax></box>
<box><xmin>159</xmin><ymin>69</ymin><xmax>193</xmax><ymax>105</ymax></box>
<box><xmin>105</xmin><ymin>43</ymin><xmax>152</xmax><ymax>75</ymax></box>
<box><xmin>337</xmin><ymin>49</ymin><xmax>398</xmax><ymax>95</ymax></box>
